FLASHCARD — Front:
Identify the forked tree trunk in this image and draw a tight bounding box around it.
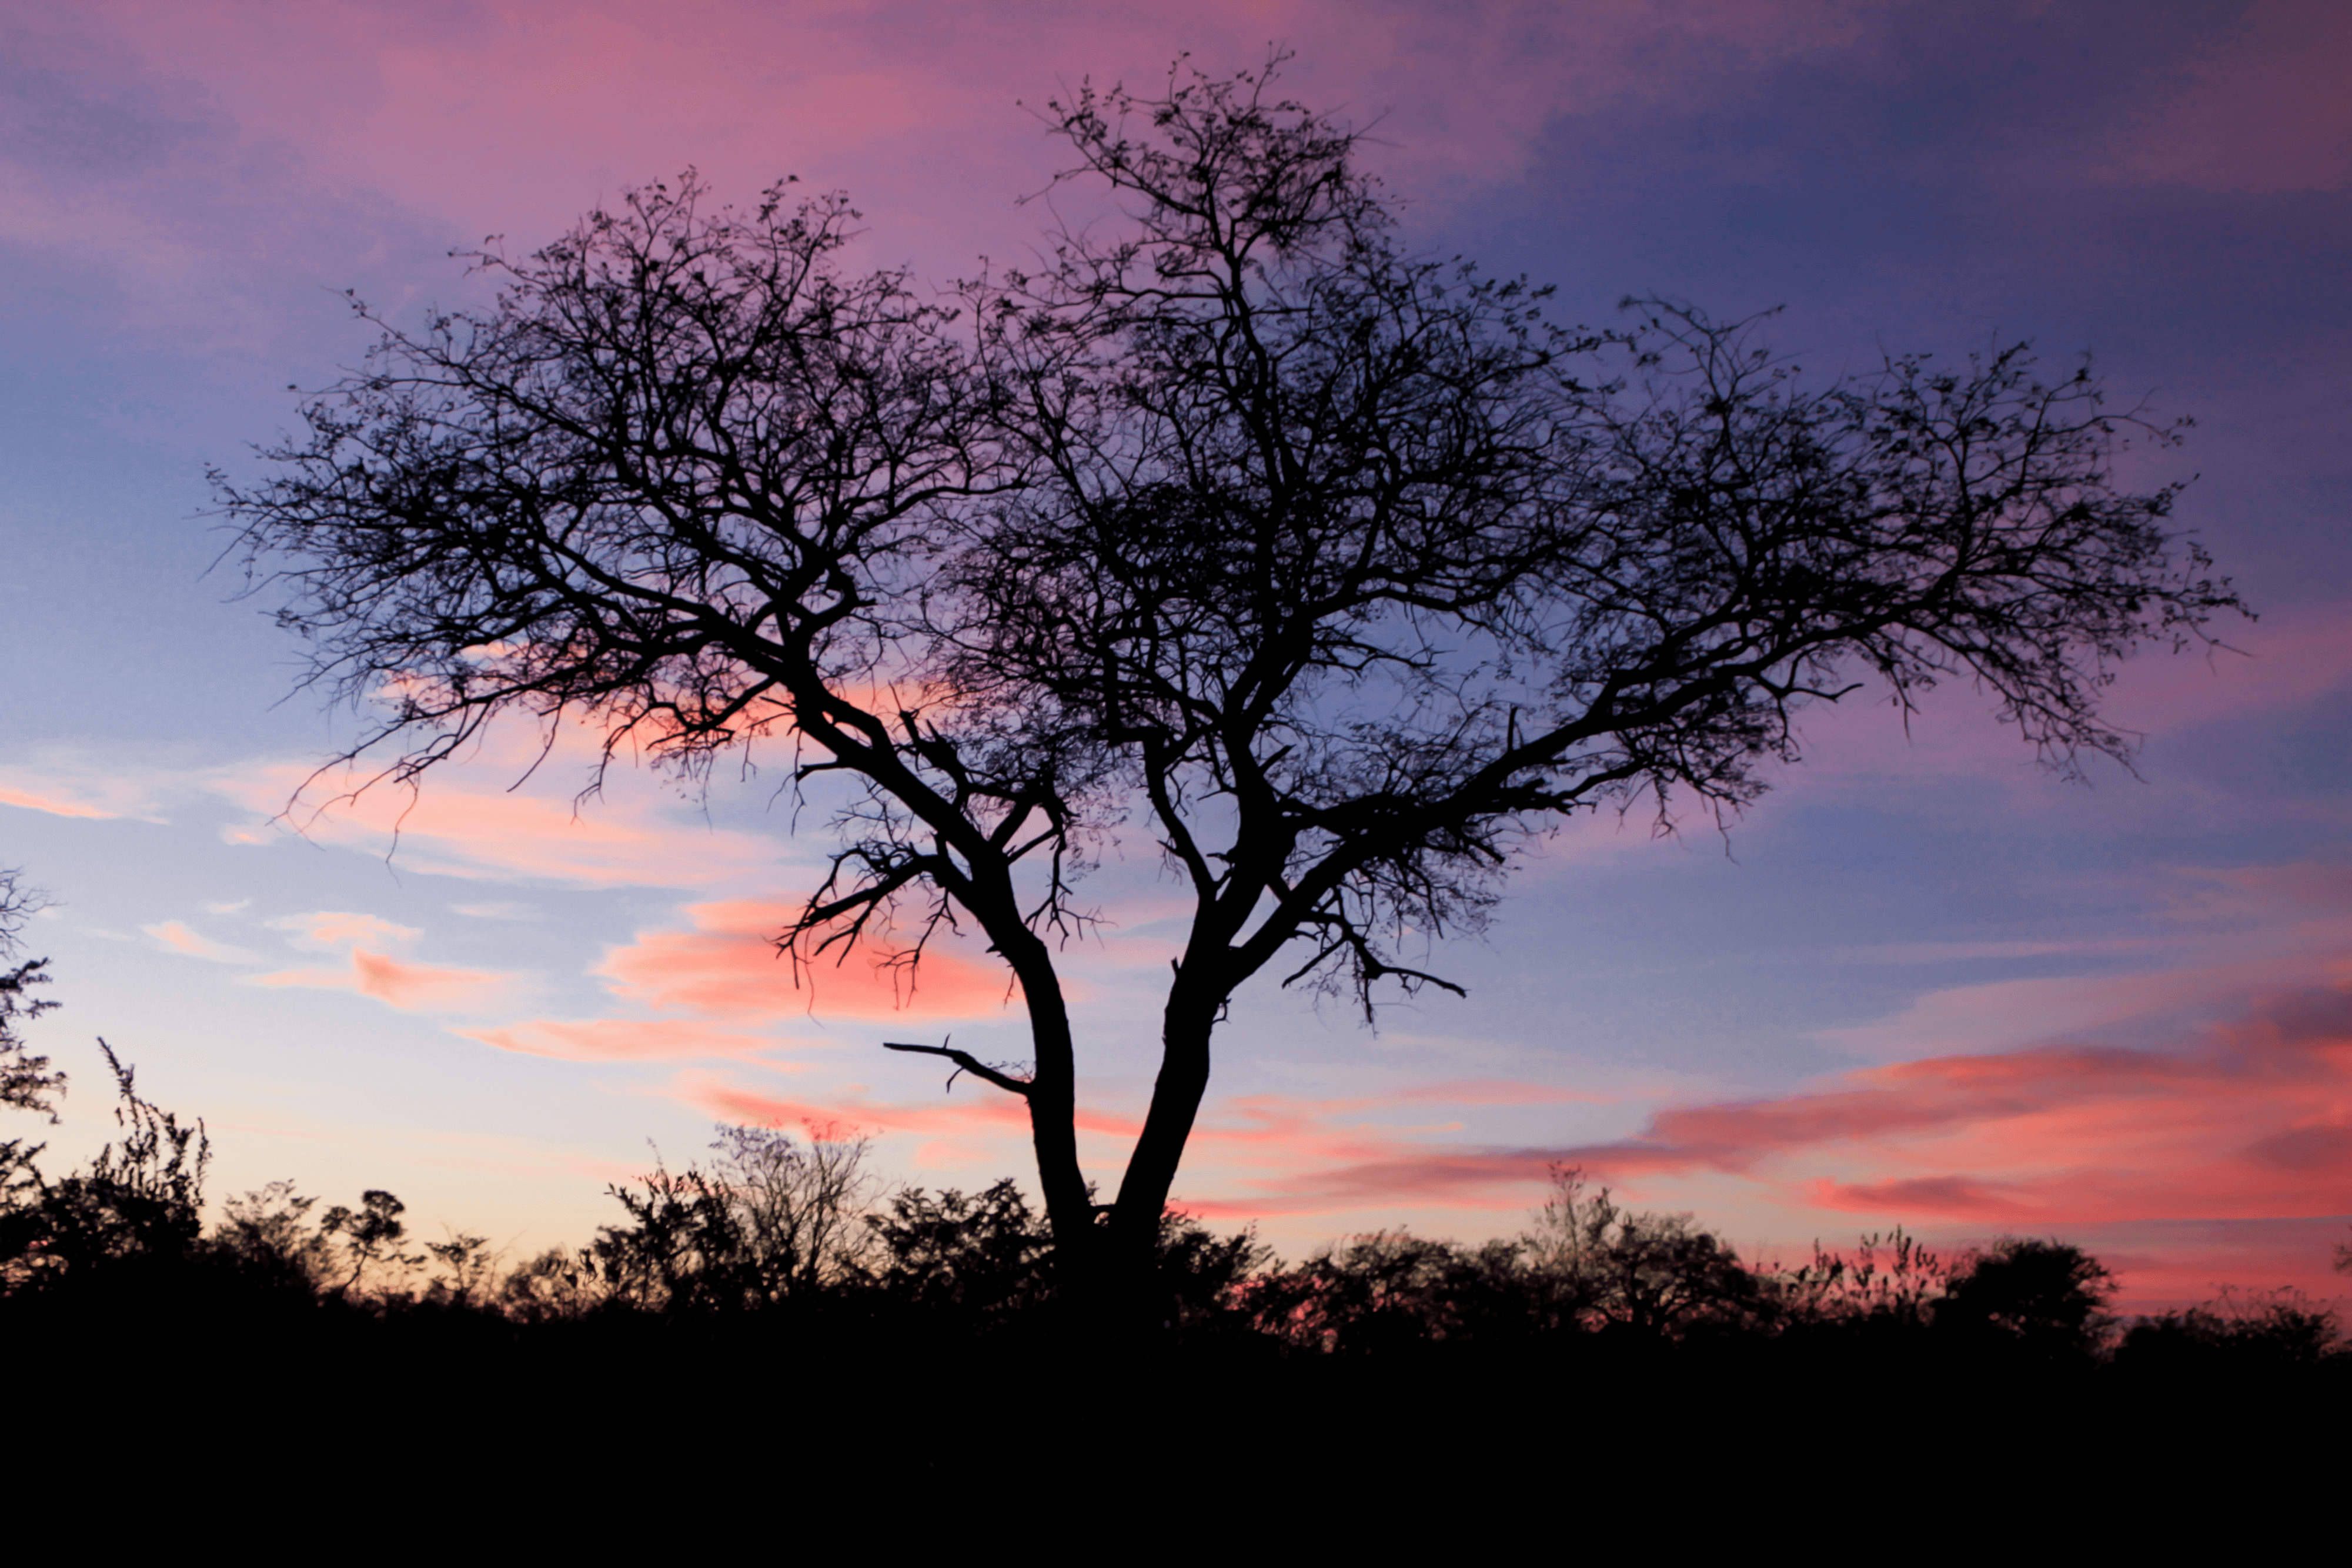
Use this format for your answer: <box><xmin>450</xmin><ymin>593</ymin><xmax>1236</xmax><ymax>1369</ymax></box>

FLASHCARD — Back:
<box><xmin>1101</xmin><ymin>981</ymin><xmax>1222</xmax><ymax>1289</ymax></box>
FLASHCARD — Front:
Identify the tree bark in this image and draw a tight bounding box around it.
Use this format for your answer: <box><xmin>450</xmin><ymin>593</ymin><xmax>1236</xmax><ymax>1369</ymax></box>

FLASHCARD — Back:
<box><xmin>998</xmin><ymin>931</ymin><xmax>1096</xmax><ymax>1266</ymax></box>
<box><xmin>1105</xmin><ymin>978</ymin><xmax>1221</xmax><ymax>1278</ymax></box>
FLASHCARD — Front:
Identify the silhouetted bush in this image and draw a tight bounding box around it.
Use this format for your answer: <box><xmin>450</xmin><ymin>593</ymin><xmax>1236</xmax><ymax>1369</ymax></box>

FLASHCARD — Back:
<box><xmin>2117</xmin><ymin>1287</ymin><xmax>2341</xmax><ymax>1373</ymax></box>
<box><xmin>1934</xmin><ymin>1236</ymin><xmax>2117</xmax><ymax>1359</ymax></box>
<box><xmin>1526</xmin><ymin>1166</ymin><xmax>1768</xmax><ymax>1337</ymax></box>
<box><xmin>0</xmin><ymin>1042</ymin><xmax>208</xmax><ymax>1293</ymax></box>
<box><xmin>865</xmin><ymin>1177</ymin><xmax>1056</xmax><ymax>1323</ymax></box>
<box><xmin>1768</xmin><ymin>1228</ymin><xmax>1953</xmax><ymax>1335</ymax></box>
<box><xmin>584</xmin><ymin>1122</ymin><xmax>883</xmax><ymax>1317</ymax></box>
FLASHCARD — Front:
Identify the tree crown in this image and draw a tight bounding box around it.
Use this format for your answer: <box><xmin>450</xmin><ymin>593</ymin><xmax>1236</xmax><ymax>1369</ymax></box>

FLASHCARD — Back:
<box><xmin>216</xmin><ymin>59</ymin><xmax>2243</xmax><ymax>1265</ymax></box>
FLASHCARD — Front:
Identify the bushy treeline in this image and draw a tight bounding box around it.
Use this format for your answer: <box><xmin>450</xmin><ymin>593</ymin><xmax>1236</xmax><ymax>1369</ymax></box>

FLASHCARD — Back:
<box><xmin>5</xmin><ymin>1032</ymin><xmax>2343</xmax><ymax>1384</ymax></box>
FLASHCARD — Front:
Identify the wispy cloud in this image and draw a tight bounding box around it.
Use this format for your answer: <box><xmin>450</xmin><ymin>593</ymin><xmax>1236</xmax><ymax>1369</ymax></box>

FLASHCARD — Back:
<box><xmin>269</xmin><ymin>910</ymin><xmax>420</xmax><ymax>952</ymax></box>
<box><xmin>139</xmin><ymin>919</ymin><xmax>255</xmax><ymax>964</ymax></box>
<box><xmin>0</xmin><ymin>762</ymin><xmax>166</xmax><ymax>823</ymax></box>
<box><xmin>597</xmin><ymin>899</ymin><xmax>1018</xmax><ymax>1024</ymax></box>
<box><xmin>205</xmin><ymin>730</ymin><xmax>797</xmax><ymax>890</ymax></box>
<box><xmin>458</xmin><ymin>1017</ymin><xmax>789</xmax><ymax>1062</ymax></box>
<box><xmin>253</xmin><ymin>948</ymin><xmax>517</xmax><ymax>1012</ymax></box>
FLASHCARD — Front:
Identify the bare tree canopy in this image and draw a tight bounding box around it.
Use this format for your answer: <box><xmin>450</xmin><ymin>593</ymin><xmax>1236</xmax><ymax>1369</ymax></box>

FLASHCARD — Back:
<box><xmin>0</xmin><ymin>869</ymin><xmax>63</xmax><ymax>1122</ymax></box>
<box><xmin>218</xmin><ymin>59</ymin><xmax>2243</xmax><ymax>1296</ymax></box>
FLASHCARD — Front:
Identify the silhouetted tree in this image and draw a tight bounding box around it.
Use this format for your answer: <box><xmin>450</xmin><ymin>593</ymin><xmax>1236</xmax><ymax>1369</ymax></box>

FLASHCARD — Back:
<box><xmin>2118</xmin><ymin>1286</ymin><xmax>2341</xmax><ymax>1373</ymax></box>
<box><xmin>867</xmin><ymin>1178</ymin><xmax>1057</xmax><ymax>1322</ymax></box>
<box><xmin>1150</xmin><ymin>1208</ymin><xmax>1271</xmax><ymax>1333</ymax></box>
<box><xmin>587</xmin><ymin>1122</ymin><xmax>881</xmax><ymax>1315</ymax></box>
<box><xmin>218</xmin><ymin>56</ymin><xmax>2244</xmax><ymax>1298</ymax></box>
<box><xmin>319</xmin><ymin>1189</ymin><xmax>420</xmax><ymax>1300</ymax></box>
<box><xmin>0</xmin><ymin>1042</ymin><xmax>209</xmax><ymax>1290</ymax></box>
<box><xmin>497</xmin><ymin>1246</ymin><xmax>600</xmax><ymax>1323</ymax></box>
<box><xmin>1525</xmin><ymin>1166</ymin><xmax>1763</xmax><ymax>1335</ymax></box>
<box><xmin>1935</xmin><ymin>1236</ymin><xmax>2117</xmax><ymax>1358</ymax></box>
<box><xmin>706</xmin><ymin>1122</ymin><xmax>882</xmax><ymax>1296</ymax></box>
<box><xmin>206</xmin><ymin>1179</ymin><xmax>335</xmax><ymax>1293</ymax></box>
<box><xmin>422</xmin><ymin>1230</ymin><xmax>501</xmax><ymax>1308</ymax></box>
<box><xmin>0</xmin><ymin>868</ymin><xmax>63</xmax><ymax>1122</ymax></box>
<box><xmin>1247</xmin><ymin>1231</ymin><xmax>1538</xmax><ymax>1354</ymax></box>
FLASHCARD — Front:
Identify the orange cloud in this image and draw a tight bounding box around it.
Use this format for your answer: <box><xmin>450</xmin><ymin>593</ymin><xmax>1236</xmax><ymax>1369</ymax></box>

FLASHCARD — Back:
<box><xmin>208</xmin><ymin>731</ymin><xmax>794</xmax><ymax>889</ymax></box>
<box><xmin>0</xmin><ymin>784</ymin><xmax>116</xmax><ymax>819</ymax></box>
<box><xmin>253</xmin><ymin>948</ymin><xmax>515</xmax><ymax>1012</ymax></box>
<box><xmin>679</xmin><ymin>1076</ymin><xmax>1031</xmax><ymax>1142</ymax></box>
<box><xmin>140</xmin><ymin>920</ymin><xmax>254</xmax><ymax>964</ymax></box>
<box><xmin>457</xmin><ymin>1018</ymin><xmax>786</xmax><ymax>1061</ymax></box>
<box><xmin>270</xmin><ymin>910</ymin><xmax>421</xmax><ymax>952</ymax></box>
<box><xmin>0</xmin><ymin>764</ymin><xmax>164</xmax><ymax>822</ymax></box>
<box><xmin>598</xmin><ymin>900</ymin><xmax>1017</xmax><ymax>1022</ymax></box>
<box><xmin>1553</xmin><ymin>979</ymin><xmax>2352</xmax><ymax>1228</ymax></box>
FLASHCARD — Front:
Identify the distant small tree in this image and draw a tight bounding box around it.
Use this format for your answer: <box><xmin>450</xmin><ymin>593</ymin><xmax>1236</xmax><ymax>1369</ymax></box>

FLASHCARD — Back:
<box><xmin>319</xmin><ymin>1188</ymin><xmax>422</xmax><ymax>1300</ymax></box>
<box><xmin>1935</xmin><ymin>1236</ymin><xmax>2116</xmax><ymax>1358</ymax></box>
<box><xmin>1526</xmin><ymin>1166</ymin><xmax>1762</xmax><ymax>1335</ymax></box>
<box><xmin>422</xmin><ymin>1230</ymin><xmax>502</xmax><ymax>1308</ymax></box>
<box><xmin>589</xmin><ymin>1122</ymin><xmax>881</xmax><ymax>1314</ymax></box>
<box><xmin>208</xmin><ymin>1179</ymin><xmax>335</xmax><ymax>1292</ymax></box>
<box><xmin>0</xmin><ymin>868</ymin><xmax>64</xmax><ymax>1122</ymax></box>
<box><xmin>2118</xmin><ymin>1285</ymin><xmax>2340</xmax><ymax>1372</ymax></box>
<box><xmin>706</xmin><ymin>1121</ymin><xmax>881</xmax><ymax>1298</ymax></box>
<box><xmin>497</xmin><ymin>1246</ymin><xmax>600</xmax><ymax>1322</ymax></box>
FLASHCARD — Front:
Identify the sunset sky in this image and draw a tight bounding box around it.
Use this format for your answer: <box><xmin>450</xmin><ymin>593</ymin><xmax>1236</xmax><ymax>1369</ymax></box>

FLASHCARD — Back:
<box><xmin>3</xmin><ymin>0</ymin><xmax>2347</xmax><ymax>1309</ymax></box>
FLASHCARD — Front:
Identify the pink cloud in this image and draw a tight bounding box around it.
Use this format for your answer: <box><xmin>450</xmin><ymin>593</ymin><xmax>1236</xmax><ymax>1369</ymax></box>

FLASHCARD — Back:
<box><xmin>270</xmin><ymin>910</ymin><xmax>420</xmax><ymax>952</ymax></box>
<box><xmin>679</xmin><ymin>1075</ymin><xmax>1031</xmax><ymax>1142</ymax></box>
<box><xmin>252</xmin><ymin>947</ymin><xmax>514</xmax><ymax>1011</ymax></box>
<box><xmin>208</xmin><ymin>740</ymin><xmax>794</xmax><ymax>889</ymax></box>
<box><xmin>139</xmin><ymin>920</ymin><xmax>253</xmax><ymax>963</ymax></box>
<box><xmin>0</xmin><ymin>764</ymin><xmax>165</xmax><ymax>822</ymax></box>
<box><xmin>1553</xmin><ymin>978</ymin><xmax>2352</xmax><ymax>1229</ymax></box>
<box><xmin>598</xmin><ymin>899</ymin><xmax>1018</xmax><ymax>1022</ymax></box>
<box><xmin>458</xmin><ymin>1017</ymin><xmax>784</xmax><ymax>1061</ymax></box>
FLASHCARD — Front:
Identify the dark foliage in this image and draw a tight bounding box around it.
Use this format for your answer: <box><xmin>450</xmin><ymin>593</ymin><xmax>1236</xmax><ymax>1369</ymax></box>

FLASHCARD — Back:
<box><xmin>584</xmin><ymin>1123</ymin><xmax>883</xmax><ymax>1315</ymax></box>
<box><xmin>0</xmin><ymin>1042</ymin><xmax>209</xmax><ymax>1291</ymax></box>
<box><xmin>2116</xmin><ymin>1287</ymin><xmax>2341</xmax><ymax>1374</ymax></box>
<box><xmin>1934</xmin><ymin>1235</ymin><xmax>2119</xmax><ymax>1358</ymax></box>
<box><xmin>0</xmin><ymin>868</ymin><xmax>64</xmax><ymax>1122</ymax></box>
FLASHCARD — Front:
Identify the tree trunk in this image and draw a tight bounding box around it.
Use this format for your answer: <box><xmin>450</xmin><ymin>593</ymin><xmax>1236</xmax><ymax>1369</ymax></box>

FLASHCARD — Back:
<box><xmin>1104</xmin><ymin>981</ymin><xmax>1220</xmax><ymax>1283</ymax></box>
<box><xmin>1001</xmin><ymin>933</ymin><xmax>1097</xmax><ymax>1268</ymax></box>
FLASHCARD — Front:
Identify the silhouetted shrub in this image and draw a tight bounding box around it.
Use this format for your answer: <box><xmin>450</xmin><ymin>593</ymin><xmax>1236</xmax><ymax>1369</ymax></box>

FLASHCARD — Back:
<box><xmin>1245</xmin><ymin>1231</ymin><xmax>1542</xmax><ymax>1354</ymax></box>
<box><xmin>0</xmin><ymin>1042</ymin><xmax>208</xmax><ymax>1292</ymax></box>
<box><xmin>587</xmin><ymin>1122</ymin><xmax>882</xmax><ymax>1316</ymax></box>
<box><xmin>1768</xmin><ymin>1228</ymin><xmax>1955</xmax><ymax>1338</ymax></box>
<box><xmin>0</xmin><ymin>868</ymin><xmax>64</xmax><ymax>1123</ymax></box>
<box><xmin>866</xmin><ymin>1178</ymin><xmax>1055</xmax><ymax>1321</ymax></box>
<box><xmin>2117</xmin><ymin>1286</ymin><xmax>2341</xmax><ymax>1373</ymax></box>
<box><xmin>1525</xmin><ymin>1166</ymin><xmax>1767</xmax><ymax>1337</ymax></box>
<box><xmin>1935</xmin><ymin>1236</ymin><xmax>2117</xmax><ymax>1359</ymax></box>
